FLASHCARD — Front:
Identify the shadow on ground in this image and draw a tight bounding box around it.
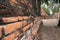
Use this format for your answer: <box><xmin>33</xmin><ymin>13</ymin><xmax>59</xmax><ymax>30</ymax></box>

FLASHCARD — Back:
<box><xmin>38</xmin><ymin>26</ymin><xmax>60</xmax><ymax>40</ymax></box>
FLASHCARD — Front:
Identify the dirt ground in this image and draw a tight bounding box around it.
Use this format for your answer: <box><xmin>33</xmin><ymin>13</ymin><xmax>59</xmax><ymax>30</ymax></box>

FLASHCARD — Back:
<box><xmin>39</xmin><ymin>9</ymin><xmax>60</xmax><ymax>40</ymax></box>
<box><xmin>36</xmin><ymin>26</ymin><xmax>60</xmax><ymax>40</ymax></box>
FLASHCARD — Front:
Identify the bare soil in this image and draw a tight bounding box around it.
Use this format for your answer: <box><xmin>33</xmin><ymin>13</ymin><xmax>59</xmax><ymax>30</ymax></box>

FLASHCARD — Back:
<box><xmin>37</xmin><ymin>26</ymin><xmax>60</xmax><ymax>40</ymax></box>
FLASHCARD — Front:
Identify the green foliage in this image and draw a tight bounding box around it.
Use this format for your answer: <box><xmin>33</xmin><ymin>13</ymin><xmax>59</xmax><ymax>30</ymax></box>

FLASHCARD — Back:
<box><xmin>41</xmin><ymin>1</ymin><xmax>60</xmax><ymax>15</ymax></box>
<box><xmin>43</xmin><ymin>7</ymin><xmax>50</xmax><ymax>15</ymax></box>
<box><xmin>52</xmin><ymin>7</ymin><xmax>59</xmax><ymax>13</ymax></box>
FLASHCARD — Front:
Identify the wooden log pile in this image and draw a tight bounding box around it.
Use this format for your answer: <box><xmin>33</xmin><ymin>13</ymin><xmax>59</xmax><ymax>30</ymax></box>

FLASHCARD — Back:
<box><xmin>27</xmin><ymin>18</ymin><xmax>42</xmax><ymax>40</ymax></box>
<box><xmin>0</xmin><ymin>16</ymin><xmax>32</xmax><ymax>40</ymax></box>
<box><xmin>0</xmin><ymin>0</ymin><xmax>41</xmax><ymax>40</ymax></box>
<box><xmin>0</xmin><ymin>0</ymin><xmax>41</xmax><ymax>17</ymax></box>
<box><xmin>0</xmin><ymin>15</ymin><xmax>42</xmax><ymax>40</ymax></box>
<box><xmin>20</xmin><ymin>17</ymin><xmax>42</xmax><ymax>40</ymax></box>
<box><xmin>0</xmin><ymin>0</ymin><xmax>32</xmax><ymax>16</ymax></box>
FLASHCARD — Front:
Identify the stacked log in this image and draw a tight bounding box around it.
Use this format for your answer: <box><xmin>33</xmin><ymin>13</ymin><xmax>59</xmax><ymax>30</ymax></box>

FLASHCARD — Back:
<box><xmin>27</xmin><ymin>19</ymin><xmax>42</xmax><ymax>40</ymax></box>
<box><xmin>0</xmin><ymin>16</ymin><xmax>42</xmax><ymax>40</ymax></box>
<box><xmin>0</xmin><ymin>0</ymin><xmax>41</xmax><ymax>40</ymax></box>
<box><xmin>0</xmin><ymin>0</ymin><xmax>32</xmax><ymax>16</ymax></box>
<box><xmin>0</xmin><ymin>0</ymin><xmax>41</xmax><ymax>17</ymax></box>
<box><xmin>0</xmin><ymin>16</ymin><xmax>33</xmax><ymax>40</ymax></box>
<box><xmin>20</xmin><ymin>17</ymin><xmax>42</xmax><ymax>40</ymax></box>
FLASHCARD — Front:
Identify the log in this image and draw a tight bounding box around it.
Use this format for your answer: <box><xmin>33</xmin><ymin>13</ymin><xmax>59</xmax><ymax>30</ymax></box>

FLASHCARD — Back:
<box><xmin>2</xmin><ymin>17</ymin><xmax>18</xmax><ymax>23</ymax></box>
<box><xmin>0</xmin><ymin>16</ymin><xmax>29</xmax><ymax>23</ymax></box>
<box><xmin>0</xmin><ymin>27</ymin><xmax>2</xmax><ymax>38</ymax></box>
<box><xmin>27</xmin><ymin>20</ymin><xmax>41</xmax><ymax>40</ymax></box>
<box><xmin>22</xmin><ymin>21</ymin><xmax>28</xmax><ymax>27</ymax></box>
<box><xmin>23</xmin><ymin>16</ymin><xmax>29</xmax><ymax>20</ymax></box>
<box><xmin>2</xmin><ymin>30</ymin><xmax>19</xmax><ymax>40</ymax></box>
<box><xmin>0</xmin><ymin>22</ymin><xmax>22</xmax><ymax>35</ymax></box>
<box><xmin>2</xmin><ymin>33</ymin><xmax>14</xmax><ymax>40</ymax></box>
<box><xmin>22</xmin><ymin>23</ymin><xmax>33</xmax><ymax>32</ymax></box>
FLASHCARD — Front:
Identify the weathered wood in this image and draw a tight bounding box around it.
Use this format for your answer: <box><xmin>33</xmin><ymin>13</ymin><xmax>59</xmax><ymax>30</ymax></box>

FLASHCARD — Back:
<box><xmin>1</xmin><ymin>17</ymin><xmax>18</xmax><ymax>23</ymax></box>
<box><xmin>2</xmin><ymin>30</ymin><xmax>19</xmax><ymax>40</ymax></box>
<box><xmin>0</xmin><ymin>16</ymin><xmax>29</xmax><ymax>23</ymax></box>
<box><xmin>0</xmin><ymin>22</ymin><xmax>22</xmax><ymax>35</ymax></box>
<box><xmin>27</xmin><ymin>20</ymin><xmax>42</xmax><ymax>40</ymax></box>
<box><xmin>22</xmin><ymin>23</ymin><xmax>33</xmax><ymax>32</ymax></box>
<box><xmin>0</xmin><ymin>27</ymin><xmax>2</xmax><ymax>38</ymax></box>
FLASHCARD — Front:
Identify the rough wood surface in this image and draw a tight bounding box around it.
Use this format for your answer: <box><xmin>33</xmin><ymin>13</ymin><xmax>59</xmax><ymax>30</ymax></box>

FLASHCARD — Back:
<box><xmin>27</xmin><ymin>19</ymin><xmax>42</xmax><ymax>40</ymax></box>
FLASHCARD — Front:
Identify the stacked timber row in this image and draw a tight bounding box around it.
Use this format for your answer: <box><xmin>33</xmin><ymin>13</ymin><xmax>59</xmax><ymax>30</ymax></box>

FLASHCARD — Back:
<box><xmin>0</xmin><ymin>0</ymin><xmax>41</xmax><ymax>40</ymax></box>
<box><xmin>0</xmin><ymin>16</ymin><xmax>34</xmax><ymax>40</ymax></box>
<box><xmin>0</xmin><ymin>0</ymin><xmax>41</xmax><ymax>17</ymax></box>
<box><xmin>27</xmin><ymin>18</ymin><xmax>42</xmax><ymax>40</ymax></box>
<box><xmin>0</xmin><ymin>16</ymin><xmax>42</xmax><ymax>40</ymax></box>
<box><xmin>20</xmin><ymin>17</ymin><xmax>42</xmax><ymax>40</ymax></box>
